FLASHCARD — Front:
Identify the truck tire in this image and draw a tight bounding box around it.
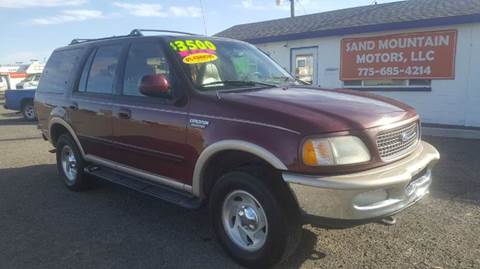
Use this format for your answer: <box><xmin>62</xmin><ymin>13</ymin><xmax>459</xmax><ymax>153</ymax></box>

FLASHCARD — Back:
<box><xmin>56</xmin><ymin>134</ymin><xmax>91</xmax><ymax>191</ymax></box>
<box><xmin>209</xmin><ymin>169</ymin><xmax>302</xmax><ymax>268</ymax></box>
<box><xmin>21</xmin><ymin>100</ymin><xmax>36</xmax><ymax>121</ymax></box>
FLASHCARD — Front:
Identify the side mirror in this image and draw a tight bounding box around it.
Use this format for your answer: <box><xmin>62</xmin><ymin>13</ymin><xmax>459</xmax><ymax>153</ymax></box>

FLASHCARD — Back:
<box><xmin>139</xmin><ymin>74</ymin><xmax>170</xmax><ymax>97</ymax></box>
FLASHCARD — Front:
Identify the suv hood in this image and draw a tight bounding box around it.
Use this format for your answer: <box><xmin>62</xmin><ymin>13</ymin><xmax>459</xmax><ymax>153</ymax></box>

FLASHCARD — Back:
<box><xmin>219</xmin><ymin>87</ymin><xmax>416</xmax><ymax>134</ymax></box>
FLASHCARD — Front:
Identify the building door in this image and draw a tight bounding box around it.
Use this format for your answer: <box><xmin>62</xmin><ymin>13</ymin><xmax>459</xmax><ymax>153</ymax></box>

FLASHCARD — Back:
<box><xmin>291</xmin><ymin>47</ymin><xmax>318</xmax><ymax>85</ymax></box>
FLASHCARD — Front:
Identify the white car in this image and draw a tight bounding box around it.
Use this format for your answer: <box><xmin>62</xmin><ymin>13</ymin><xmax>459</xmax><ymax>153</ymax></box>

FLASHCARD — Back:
<box><xmin>0</xmin><ymin>76</ymin><xmax>8</xmax><ymax>92</ymax></box>
<box><xmin>16</xmin><ymin>73</ymin><xmax>41</xmax><ymax>89</ymax></box>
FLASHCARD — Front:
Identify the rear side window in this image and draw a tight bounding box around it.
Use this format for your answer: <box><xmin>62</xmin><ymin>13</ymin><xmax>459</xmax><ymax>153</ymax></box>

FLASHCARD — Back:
<box><xmin>38</xmin><ymin>48</ymin><xmax>84</xmax><ymax>93</ymax></box>
<box><xmin>78</xmin><ymin>49</ymin><xmax>96</xmax><ymax>92</ymax></box>
<box><xmin>123</xmin><ymin>42</ymin><xmax>171</xmax><ymax>96</ymax></box>
<box><xmin>79</xmin><ymin>45</ymin><xmax>123</xmax><ymax>94</ymax></box>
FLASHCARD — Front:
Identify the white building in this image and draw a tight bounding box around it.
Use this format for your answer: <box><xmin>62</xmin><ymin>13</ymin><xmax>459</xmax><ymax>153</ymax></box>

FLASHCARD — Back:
<box><xmin>217</xmin><ymin>0</ymin><xmax>480</xmax><ymax>128</ymax></box>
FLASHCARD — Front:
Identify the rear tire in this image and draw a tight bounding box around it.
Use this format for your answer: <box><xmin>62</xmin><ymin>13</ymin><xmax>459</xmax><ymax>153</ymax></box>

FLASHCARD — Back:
<box><xmin>21</xmin><ymin>100</ymin><xmax>36</xmax><ymax>121</ymax></box>
<box><xmin>56</xmin><ymin>134</ymin><xmax>91</xmax><ymax>191</ymax></box>
<box><xmin>209</xmin><ymin>168</ymin><xmax>302</xmax><ymax>268</ymax></box>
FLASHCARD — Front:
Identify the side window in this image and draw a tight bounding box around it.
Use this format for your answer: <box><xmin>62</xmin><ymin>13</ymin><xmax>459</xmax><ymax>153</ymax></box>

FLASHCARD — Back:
<box><xmin>78</xmin><ymin>49</ymin><xmax>96</xmax><ymax>92</ymax></box>
<box><xmin>84</xmin><ymin>45</ymin><xmax>122</xmax><ymax>94</ymax></box>
<box><xmin>123</xmin><ymin>42</ymin><xmax>171</xmax><ymax>96</ymax></box>
<box><xmin>38</xmin><ymin>48</ymin><xmax>84</xmax><ymax>93</ymax></box>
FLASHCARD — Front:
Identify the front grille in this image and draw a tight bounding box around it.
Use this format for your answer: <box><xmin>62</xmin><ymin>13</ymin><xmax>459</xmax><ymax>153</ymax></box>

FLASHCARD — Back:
<box><xmin>376</xmin><ymin>121</ymin><xmax>419</xmax><ymax>160</ymax></box>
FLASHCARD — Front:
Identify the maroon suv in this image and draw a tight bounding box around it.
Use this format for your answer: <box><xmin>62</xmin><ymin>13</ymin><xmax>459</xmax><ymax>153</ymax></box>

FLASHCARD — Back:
<box><xmin>35</xmin><ymin>29</ymin><xmax>440</xmax><ymax>268</ymax></box>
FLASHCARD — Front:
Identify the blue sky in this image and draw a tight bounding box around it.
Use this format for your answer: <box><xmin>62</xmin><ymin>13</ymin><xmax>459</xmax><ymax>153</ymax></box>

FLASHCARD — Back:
<box><xmin>0</xmin><ymin>0</ymin><xmax>399</xmax><ymax>64</ymax></box>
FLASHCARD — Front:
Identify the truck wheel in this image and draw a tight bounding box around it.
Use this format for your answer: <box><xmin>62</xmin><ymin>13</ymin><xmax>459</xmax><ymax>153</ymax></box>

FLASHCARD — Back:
<box><xmin>21</xmin><ymin>100</ymin><xmax>36</xmax><ymax>121</ymax></box>
<box><xmin>209</xmin><ymin>169</ymin><xmax>302</xmax><ymax>268</ymax></box>
<box><xmin>56</xmin><ymin>134</ymin><xmax>91</xmax><ymax>191</ymax></box>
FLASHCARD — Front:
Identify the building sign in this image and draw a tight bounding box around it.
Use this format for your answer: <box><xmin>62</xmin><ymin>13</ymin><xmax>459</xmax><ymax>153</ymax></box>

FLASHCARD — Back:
<box><xmin>340</xmin><ymin>30</ymin><xmax>457</xmax><ymax>80</ymax></box>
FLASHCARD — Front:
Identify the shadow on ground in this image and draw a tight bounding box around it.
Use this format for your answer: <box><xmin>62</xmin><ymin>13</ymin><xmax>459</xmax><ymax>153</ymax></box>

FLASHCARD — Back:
<box><xmin>0</xmin><ymin>164</ymin><xmax>323</xmax><ymax>269</ymax></box>
<box><xmin>0</xmin><ymin>110</ymin><xmax>35</xmax><ymax>126</ymax></box>
<box><xmin>0</xmin><ymin>136</ymin><xmax>479</xmax><ymax>268</ymax></box>
<box><xmin>424</xmin><ymin>136</ymin><xmax>480</xmax><ymax>205</ymax></box>
<box><xmin>0</xmin><ymin>164</ymin><xmax>228</xmax><ymax>268</ymax></box>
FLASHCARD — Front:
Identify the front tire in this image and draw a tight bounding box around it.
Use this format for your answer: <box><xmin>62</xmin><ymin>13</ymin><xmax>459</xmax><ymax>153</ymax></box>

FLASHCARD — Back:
<box><xmin>56</xmin><ymin>134</ymin><xmax>91</xmax><ymax>191</ymax></box>
<box><xmin>209</xmin><ymin>169</ymin><xmax>302</xmax><ymax>268</ymax></box>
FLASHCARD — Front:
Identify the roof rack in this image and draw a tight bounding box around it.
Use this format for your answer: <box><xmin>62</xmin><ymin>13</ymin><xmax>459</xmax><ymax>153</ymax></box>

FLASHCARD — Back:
<box><xmin>69</xmin><ymin>29</ymin><xmax>199</xmax><ymax>45</ymax></box>
<box><xmin>129</xmin><ymin>29</ymin><xmax>198</xmax><ymax>36</ymax></box>
<box><xmin>69</xmin><ymin>34</ymin><xmax>133</xmax><ymax>45</ymax></box>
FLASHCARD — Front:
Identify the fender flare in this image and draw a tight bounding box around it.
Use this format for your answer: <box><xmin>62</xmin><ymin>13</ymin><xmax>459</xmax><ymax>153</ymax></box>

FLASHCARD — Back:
<box><xmin>48</xmin><ymin>117</ymin><xmax>86</xmax><ymax>157</ymax></box>
<box><xmin>191</xmin><ymin>140</ymin><xmax>288</xmax><ymax>198</ymax></box>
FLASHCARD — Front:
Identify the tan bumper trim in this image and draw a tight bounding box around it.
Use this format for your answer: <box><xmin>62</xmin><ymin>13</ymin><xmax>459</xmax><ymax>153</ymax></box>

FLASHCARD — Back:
<box><xmin>283</xmin><ymin>141</ymin><xmax>440</xmax><ymax>190</ymax></box>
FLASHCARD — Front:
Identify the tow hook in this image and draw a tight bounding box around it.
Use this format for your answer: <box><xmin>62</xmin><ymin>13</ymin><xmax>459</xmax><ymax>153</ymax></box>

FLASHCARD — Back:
<box><xmin>379</xmin><ymin>216</ymin><xmax>397</xmax><ymax>226</ymax></box>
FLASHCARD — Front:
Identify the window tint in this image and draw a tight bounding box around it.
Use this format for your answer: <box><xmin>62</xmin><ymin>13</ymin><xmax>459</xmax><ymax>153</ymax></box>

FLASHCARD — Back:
<box><xmin>78</xmin><ymin>49</ymin><xmax>96</xmax><ymax>92</ymax></box>
<box><xmin>38</xmin><ymin>48</ymin><xmax>84</xmax><ymax>93</ymax></box>
<box><xmin>85</xmin><ymin>45</ymin><xmax>122</xmax><ymax>94</ymax></box>
<box><xmin>123</xmin><ymin>42</ymin><xmax>171</xmax><ymax>96</ymax></box>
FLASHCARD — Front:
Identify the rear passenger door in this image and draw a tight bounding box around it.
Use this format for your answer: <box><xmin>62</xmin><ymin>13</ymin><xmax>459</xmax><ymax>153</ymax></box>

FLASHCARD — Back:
<box><xmin>70</xmin><ymin>44</ymin><xmax>124</xmax><ymax>159</ymax></box>
<box><xmin>109</xmin><ymin>40</ymin><xmax>191</xmax><ymax>185</ymax></box>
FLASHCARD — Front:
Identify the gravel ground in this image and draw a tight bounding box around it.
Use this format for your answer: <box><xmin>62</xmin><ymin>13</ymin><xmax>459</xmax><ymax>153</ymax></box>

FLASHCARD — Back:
<box><xmin>0</xmin><ymin>100</ymin><xmax>479</xmax><ymax>269</ymax></box>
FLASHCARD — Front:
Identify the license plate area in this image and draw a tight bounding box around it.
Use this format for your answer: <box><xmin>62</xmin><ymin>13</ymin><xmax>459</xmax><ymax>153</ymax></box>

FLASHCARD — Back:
<box><xmin>405</xmin><ymin>167</ymin><xmax>428</xmax><ymax>195</ymax></box>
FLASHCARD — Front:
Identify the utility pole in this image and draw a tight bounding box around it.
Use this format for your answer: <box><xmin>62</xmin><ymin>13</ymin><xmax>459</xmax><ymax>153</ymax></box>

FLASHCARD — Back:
<box><xmin>277</xmin><ymin>0</ymin><xmax>295</xmax><ymax>17</ymax></box>
<box><xmin>290</xmin><ymin>0</ymin><xmax>295</xmax><ymax>17</ymax></box>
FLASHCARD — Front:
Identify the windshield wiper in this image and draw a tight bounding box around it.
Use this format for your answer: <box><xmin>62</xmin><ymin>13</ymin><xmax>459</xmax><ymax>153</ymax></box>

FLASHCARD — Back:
<box><xmin>271</xmin><ymin>76</ymin><xmax>307</xmax><ymax>85</ymax></box>
<box><xmin>199</xmin><ymin>80</ymin><xmax>277</xmax><ymax>88</ymax></box>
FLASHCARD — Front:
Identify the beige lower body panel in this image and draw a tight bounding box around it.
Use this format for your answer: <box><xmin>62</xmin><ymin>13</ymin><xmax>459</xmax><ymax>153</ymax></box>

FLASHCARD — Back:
<box><xmin>283</xmin><ymin>141</ymin><xmax>440</xmax><ymax>220</ymax></box>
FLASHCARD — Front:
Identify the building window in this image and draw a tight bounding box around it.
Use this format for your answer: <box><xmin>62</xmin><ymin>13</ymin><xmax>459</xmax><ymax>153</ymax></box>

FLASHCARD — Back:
<box><xmin>343</xmin><ymin>79</ymin><xmax>431</xmax><ymax>89</ymax></box>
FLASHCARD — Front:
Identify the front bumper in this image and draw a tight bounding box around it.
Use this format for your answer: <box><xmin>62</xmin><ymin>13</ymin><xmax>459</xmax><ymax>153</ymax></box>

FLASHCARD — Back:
<box><xmin>283</xmin><ymin>141</ymin><xmax>440</xmax><ymax>220</ymax></box>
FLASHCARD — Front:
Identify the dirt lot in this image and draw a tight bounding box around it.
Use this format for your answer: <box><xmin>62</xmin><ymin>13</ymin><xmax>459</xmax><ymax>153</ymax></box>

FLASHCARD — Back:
<box><xmin>0</xmin><ymin>99</ymin><xmax>479</xmax><ymax>269</ymax></box>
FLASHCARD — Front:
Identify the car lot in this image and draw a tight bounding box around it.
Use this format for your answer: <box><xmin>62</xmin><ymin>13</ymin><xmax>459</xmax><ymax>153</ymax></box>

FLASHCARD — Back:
<box><xmin>0</xmin><ymin>100</ymin><xmax>479</xmax><ymax>269</ymax></box>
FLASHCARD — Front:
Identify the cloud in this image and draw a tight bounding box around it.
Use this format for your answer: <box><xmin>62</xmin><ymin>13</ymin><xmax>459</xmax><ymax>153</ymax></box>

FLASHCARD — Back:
<box><xmin>31</xmin><ymin>9</ymin><xmax>104</xmax><ymax>25</ymax></box>
<box><xmin>0</xmin><ymin>50</ymin><xmax>50</xmax><ymax>64</ymax></box>
<box><xmin>237</xmin><ymin>0</ymin><xmax>329</xmax><ymax>13</ymax></box>
<box><xmin>239</xmin><ymin>0</ymin><xmax>269</xmax><ymax>10</ymax></box>
<box><xmin>241</xmin><ymin>0</ymin><xmax>254</xmax><ymax>8</ymax></box>
<box><xmin>113</xmin><ymin>3</ymin><xmax>167</xmax><ymax>17</ymax></box>
<box><xmin>113</xmin><ymin>2</ymin><xmax>202</xmax><ymax>18</ymax></box>
<box><xmin>168</xmin><ymin>6</ymin><xmax>201</xmax><ymax>17</ymax></box>
<box><xmin>0</xmin><ymin>0</ymin><xmax>86</xmax><ymax>8</ymax></box>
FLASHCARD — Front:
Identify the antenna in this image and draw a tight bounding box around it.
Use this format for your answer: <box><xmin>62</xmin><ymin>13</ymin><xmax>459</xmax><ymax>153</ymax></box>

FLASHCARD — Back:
<box><xmin>199</xmin><ymin>0</ymin><xmax>208</xmax><ymax>35</ymax></box>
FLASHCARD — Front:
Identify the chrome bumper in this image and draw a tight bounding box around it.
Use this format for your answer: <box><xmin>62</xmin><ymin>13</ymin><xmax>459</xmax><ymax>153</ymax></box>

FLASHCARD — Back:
<box><xmin>283</xmin><ymin>141</ymin><xmax>440</xmax><ymax>220</ymax></box>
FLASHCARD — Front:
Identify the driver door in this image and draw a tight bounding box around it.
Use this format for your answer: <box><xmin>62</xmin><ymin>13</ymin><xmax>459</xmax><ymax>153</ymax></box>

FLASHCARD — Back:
<box><xmin>109</xmin><ymin>40</ymin><xmax>191</xmax><ymax>184</ymax></box>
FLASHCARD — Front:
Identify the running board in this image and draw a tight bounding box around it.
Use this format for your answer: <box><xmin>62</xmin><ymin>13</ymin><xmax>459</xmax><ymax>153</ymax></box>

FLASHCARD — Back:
<box><xmin>84</xmin><ymin>165</ymin><xmax>202</xmax><ymax>209</ymax></box>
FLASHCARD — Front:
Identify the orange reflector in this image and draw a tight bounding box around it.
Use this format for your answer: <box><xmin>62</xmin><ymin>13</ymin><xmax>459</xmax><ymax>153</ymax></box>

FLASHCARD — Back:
<box><xmin>302</xmin><ymin>140</ymin><xmax>318</xmax><ymax>166</ymax></box>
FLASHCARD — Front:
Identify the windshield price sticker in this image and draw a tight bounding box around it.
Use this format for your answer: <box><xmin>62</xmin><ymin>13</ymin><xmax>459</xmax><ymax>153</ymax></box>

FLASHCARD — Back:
<box><xmin>170</xmin><ymin>39</ymin><xmax>218</xmax><ymax>64</ymax></box>
<box><xmin>340</xmin><ymin>30</ymin><xmax>457</xmax><ymax>80</ymax></box>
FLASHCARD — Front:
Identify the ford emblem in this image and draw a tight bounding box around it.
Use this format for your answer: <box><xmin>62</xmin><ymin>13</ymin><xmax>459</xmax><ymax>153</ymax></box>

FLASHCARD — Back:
<box><xmin>400</xmin><ymin>130</ymin><xmax>415</xmax><ymax>142</ymax></box>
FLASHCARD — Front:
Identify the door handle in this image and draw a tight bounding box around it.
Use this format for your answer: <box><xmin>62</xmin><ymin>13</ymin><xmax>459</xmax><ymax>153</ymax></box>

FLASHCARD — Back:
<box><xmin>69</xmin><ymin>102</ymin><xmax>78</xmax><ymax>110</ymax></box>
<box><xmin>118</xmin><ymin>108</ymin><xmax>131</xmax><ymax>119</ymax></box>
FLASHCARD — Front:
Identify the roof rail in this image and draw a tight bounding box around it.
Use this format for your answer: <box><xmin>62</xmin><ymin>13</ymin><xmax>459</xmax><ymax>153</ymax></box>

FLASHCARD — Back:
<box><xmin>69</xmin><ymin>29</ymin><xmax>200</xmax><ymax>45</ymax></box>
<box><xmin>129</xmin><ymin>29</ymin><xmax>198</xmax><ymax>36</ymax></box>
<box><xmin>69</xmin><ymin>34</ymin><xmax>133</xmax><ymax>45</ymax></box>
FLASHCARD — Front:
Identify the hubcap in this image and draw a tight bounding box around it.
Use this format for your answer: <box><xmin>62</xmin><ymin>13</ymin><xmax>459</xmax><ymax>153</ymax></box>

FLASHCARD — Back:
<box><xmin>61</xmin><ymin>145</ymin><xmax>77</xmax><ymax>182</ymax></box>
<box><xmin>222</xmin><ymin>190</ymin><xmax>268</xmax><ymax>251</ymax></box>
<box><xmin>24</xmin><ymin>105</ymin><xmax>35</xmax><ymax>119</ymax></box>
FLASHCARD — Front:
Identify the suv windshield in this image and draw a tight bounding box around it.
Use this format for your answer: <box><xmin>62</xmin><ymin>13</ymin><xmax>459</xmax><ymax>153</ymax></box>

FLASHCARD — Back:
<box><xmin>167</xmin><ymin>37</ymin><xmax>299</xmax><ymax>91</ymax></box>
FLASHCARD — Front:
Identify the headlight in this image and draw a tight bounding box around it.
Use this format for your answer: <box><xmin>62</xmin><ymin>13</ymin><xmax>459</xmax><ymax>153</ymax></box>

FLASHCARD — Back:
<box><xmin>302</xmin><ymin>136</ymin><xmax>370</xmax><ymax>166</ymax></box>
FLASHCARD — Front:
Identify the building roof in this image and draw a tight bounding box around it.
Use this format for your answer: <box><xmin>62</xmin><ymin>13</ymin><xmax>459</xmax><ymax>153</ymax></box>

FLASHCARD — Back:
<box><xmin>216</xmin><ymin>0</ymin><xmax>480</xmax><ymax>43</ymax></box>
